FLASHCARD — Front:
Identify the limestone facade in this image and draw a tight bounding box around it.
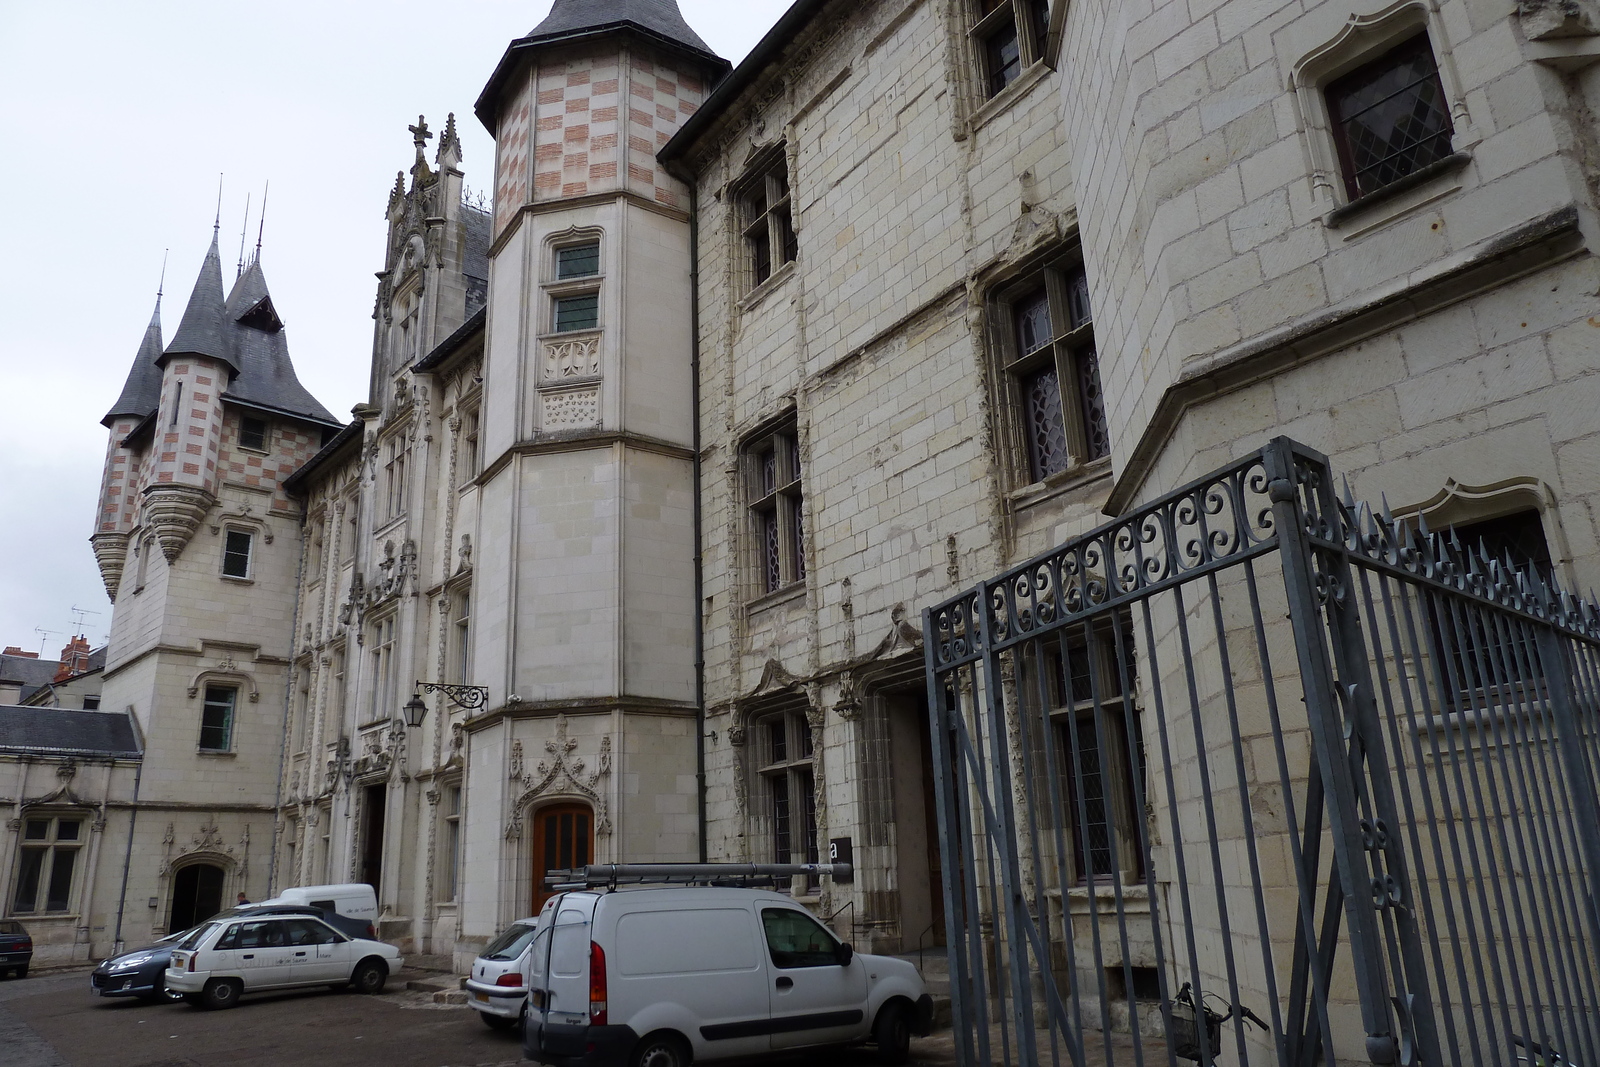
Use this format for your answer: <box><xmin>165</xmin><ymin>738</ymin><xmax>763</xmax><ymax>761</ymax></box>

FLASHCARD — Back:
<box><xmin>654</xmin><ymin>0</ymin><xmax>1600</xmax><ymax>1034</ymax></box>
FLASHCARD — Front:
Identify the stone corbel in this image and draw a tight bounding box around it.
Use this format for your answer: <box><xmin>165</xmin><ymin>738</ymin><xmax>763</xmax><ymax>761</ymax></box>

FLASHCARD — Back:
<box><xmin>1520</xmin><ymin>0</ymin><xmax>1600</xmax><ymax>39</ymax></box>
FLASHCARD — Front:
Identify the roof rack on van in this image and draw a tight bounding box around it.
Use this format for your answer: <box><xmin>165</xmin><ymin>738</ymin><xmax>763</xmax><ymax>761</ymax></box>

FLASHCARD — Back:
<box><xmin>544</xmin><ymin>863</ymin><xmax>854</xmax><ymax>891</ymax></box>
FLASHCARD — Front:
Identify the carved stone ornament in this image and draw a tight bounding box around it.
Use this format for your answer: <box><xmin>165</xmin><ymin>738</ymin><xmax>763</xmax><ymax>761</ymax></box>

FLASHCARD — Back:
<box><xmin>506</xmin><ymin>714</ymin><xmax>613</xmax><ymax>840</ymax></box>
<box><xmin>542</xmin><ymin>334</ymin><xmax>602</xmax><ymax>382</ymax></box>
<box><xmin>161</xmin><ymin>815</ymin><xmax>237</xmax><ymax>876</ymax></box>
<box><xmin>145</xmin><ymin>484</ymin><xmax>216</xmax><ymax>562</ymax></box>
<box><xmin>91</xmin><ymin>533</ymin><xmax>129</xmax><ymax>601</ymax></box>
<box><xmin>833</xmin><ymin>671</ymin><xmax>862</xmax><ymax>721</ymax></box>
<box><xmin>866</xmin><ymin>604</ymin><xmax>924</xmax><ymax>662</ymax></box>
<box><xmin>541</xmin><ymin>387</ymin><xmax>600</xmax><ymax>430</ymax></box>
<box><xmin>208</xmin><ymin>502</ymin><xmax>273</xmax><ymax>543</ymax></box>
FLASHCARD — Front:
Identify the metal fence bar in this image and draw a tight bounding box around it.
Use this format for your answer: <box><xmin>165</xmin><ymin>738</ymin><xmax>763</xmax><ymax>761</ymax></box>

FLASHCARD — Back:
<box><xmin>921</xmin><ymin>438</ymin><xmax>1600</xmax><ymax>1067</ymax></box>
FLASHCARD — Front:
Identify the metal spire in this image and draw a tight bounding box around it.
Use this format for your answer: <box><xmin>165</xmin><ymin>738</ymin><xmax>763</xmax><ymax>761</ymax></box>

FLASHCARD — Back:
<box><xmin>213</xmin><ymin>174</ymin><xmax>224</xmax><ymax>235</ymax></box>
<box><xmin>236</xmin><ymin>192</ymin><xmax>252</xmax><ymax>281</ymax></box>
<box><xmin>254</xmin><ymin>181</ymin><xmax>269</xmax><ymax>264</ymax></box>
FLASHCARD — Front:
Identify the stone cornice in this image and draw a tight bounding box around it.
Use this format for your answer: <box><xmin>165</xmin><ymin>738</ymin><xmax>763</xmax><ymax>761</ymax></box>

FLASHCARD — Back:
<box><xmin>461</xmin><ymin>696</ymin><xmax>698</xmax><ymax>734</ymax></box>
<box><xmin>488</xmin><ymin>190</ymin><xmax>690</xmax><ymax>259</ymax></box>
<box><xmin>1104</xmin><ymin>204</ymin><xmax>1586</xmax><ymax>516</ymax></box>
<box><xmin>474</xmin><ymin>431</ymin><xmax>694</xmax><ymax>485</ymax></box>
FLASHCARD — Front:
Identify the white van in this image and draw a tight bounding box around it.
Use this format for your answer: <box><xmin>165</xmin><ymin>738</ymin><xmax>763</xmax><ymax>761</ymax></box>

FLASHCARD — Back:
<box><xmin>255</xmin><ymin>884</ymin><xmax>379</xmax><ymax>941</ymax></box>
<box><xmin>522</xmin><ymin>886</ymin><xmax>932</xmax><ymax>1067</ymax></box>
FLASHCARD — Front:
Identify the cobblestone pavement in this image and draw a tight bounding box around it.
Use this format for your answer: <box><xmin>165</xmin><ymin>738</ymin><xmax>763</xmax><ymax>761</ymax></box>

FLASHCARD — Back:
<box><xmin>0</xmin><ymin>967</ymin><xmax>961</xmax><ymax>1067</ymax></box>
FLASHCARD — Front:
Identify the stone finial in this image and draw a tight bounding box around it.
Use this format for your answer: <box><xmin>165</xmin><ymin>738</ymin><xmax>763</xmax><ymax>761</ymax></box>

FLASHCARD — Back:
<box><xmin>437</xmin><ymin>113</ymin><xmax>462</xmax><ymax>168</ymax></box>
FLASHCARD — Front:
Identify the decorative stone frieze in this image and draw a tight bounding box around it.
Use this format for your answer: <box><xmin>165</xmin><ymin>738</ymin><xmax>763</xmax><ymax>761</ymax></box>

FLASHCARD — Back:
<box><xmin>542</xmin><ymin>333</ymin><xmax>602</xmax><ymax>381</ymax></box>
<box><xmin>145</xmin><ymin>484</ymin><xmax>215</xmax><ymax>562</ymax></box>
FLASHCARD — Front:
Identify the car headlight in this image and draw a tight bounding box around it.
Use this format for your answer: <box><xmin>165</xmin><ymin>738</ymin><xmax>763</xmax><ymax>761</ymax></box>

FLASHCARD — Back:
<box><xmin>111</xmin><ymin>953</ymin><xmax>156</xmax><ymax>971</ymax></box>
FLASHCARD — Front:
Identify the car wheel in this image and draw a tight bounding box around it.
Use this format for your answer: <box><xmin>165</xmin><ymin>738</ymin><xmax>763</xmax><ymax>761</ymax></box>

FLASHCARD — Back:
<box><xmin>873</xmin><ymin>1001</ymin><xmax>912</xmax><ymax>1065</ymax></box>
<box><xmin>201</xmin><ymin>978</ymin><xmax>241</xmax><ymax>1011</ymax></box>
<box><xmin>630</xmin><ymin>1031</ymin><xmax>691</xmax><ymax>1067</ymax></box>
<box><xmin>350</xmin><ymin>959</ymin><xmax>386</xmax><ymax>995</ymax></box>
<box><xmin>480</xmin><ymin>1010</ymin><xmax>517</xmax><ymax>1031</ymax></box>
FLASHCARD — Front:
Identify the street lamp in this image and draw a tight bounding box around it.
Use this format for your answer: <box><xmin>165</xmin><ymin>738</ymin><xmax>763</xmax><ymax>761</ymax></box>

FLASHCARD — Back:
<box><xmin>402</xmin><ymin>693</ymin><xmax>429</xmax><ymax>729</ymax></box>
<box><xmin>412</xmin><ymin>681</ymin><xmax>491</xmax><ymax>712</ymax></box>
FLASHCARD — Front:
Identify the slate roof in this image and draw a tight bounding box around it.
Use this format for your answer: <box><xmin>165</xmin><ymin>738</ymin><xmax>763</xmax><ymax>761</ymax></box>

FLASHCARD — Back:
<box><xmin>106</xmin><ymin>234</ymin><xmax>340</xmax><ymax>430</ymax></box>
<box><xmin>477</xmin><ymin>0</ymin><xmax>727</xmax><ymax>131</ymax></box>
<box><xmin>221</xmin><ymin>260</ymin><xmax>339</xmax><ymax>426</ymax></box>
<box><xmin>162</xmin><ymin>231</ymin><xmax>236</xmax><ymax>373</ymax></box>
<box><xmin>463</xmin><ymin>205</ymin><xmax>491</xmax><ymax>316</ymax></box>
<box><xmin>0</xmin><ymin>706</ymin><xmax>141</xmax><ymax>758</ymax></box>
<box><xmin>527</xmin><ymin>0</ymin><xmax>717</xmax><ymax>56</ymax></box>
<box><xmin>0</xmin><ymin>654</ymin><xmax>60</xmax><ymax>701</ymax></box>
<box><xmin>102</xmin><ymin>297</ymin><xmax>164</xmax><ymax>427</ymax></box>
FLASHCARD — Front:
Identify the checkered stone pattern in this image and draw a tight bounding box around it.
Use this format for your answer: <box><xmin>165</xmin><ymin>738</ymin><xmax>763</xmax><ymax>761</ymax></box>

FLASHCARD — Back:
<box><xmin>152</xmin><ymin>362</ymin><xmax>224</xmax><ymax>494</ymax></box>
<box><xmin>521</xmin><ymin>52</ymin><xmax>703</xmax><ymax>209</ymax></box>
<box><xmin>624</xmin><ymin>54</ymin><xmax>704</xmax><ymax>209</ymax></box>
<box><xmin>218</xmin><ymin>412</ymin><xmax>323</xmax><ymax>513</ymax></box>
<box><xmin>98</xmin><ymin>419</ymin><xmax>141</xmax><ymax>534</ymax></box>
<box><xmin>495</xmin><ymin>83</ymin><xmax>532</xmax><ymax>238</ymax></box>
<box><xmin>531</xmin><ymin>57</ymin><xmax>622</xmax><ymax>202</ymax></box>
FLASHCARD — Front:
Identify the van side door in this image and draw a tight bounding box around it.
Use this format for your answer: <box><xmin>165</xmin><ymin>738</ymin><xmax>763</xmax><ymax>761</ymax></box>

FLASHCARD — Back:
<box><xmin>760</xmin><ymin>907</ymin><xmax>870</xmax><ymax>1049</ymax></box>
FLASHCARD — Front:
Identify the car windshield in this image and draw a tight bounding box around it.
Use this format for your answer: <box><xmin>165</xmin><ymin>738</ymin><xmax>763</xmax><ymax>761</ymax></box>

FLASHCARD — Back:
<box><xmin>482</xmin><ymin>922</ymin><xmax>539</xmax><ymax>961</ymax></box>
<box><xmin>174</xmin><ymin>922</ymin><xmax>220</xmax><ymax>951</ymax></box>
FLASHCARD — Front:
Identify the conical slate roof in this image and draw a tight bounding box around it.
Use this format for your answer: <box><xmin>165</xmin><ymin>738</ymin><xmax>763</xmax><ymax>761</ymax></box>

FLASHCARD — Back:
<box><xmin>527</xmin><ymin>0</ymin><xmax>717</xmax><ymax>58</ymax></box>
<box><xmin>101</xmin><ymin>297</ymin><xmax>164</xmax><ymax>427</ymax></box>
<box><xmin>162</xmin><ymin>231</ymin><xmax>237</xmax><ymax>374</ymax></box>
<box><xmin>220</xmin><ymin>259</ymin><xmax>338</xmax><ymax>426</ymax></box>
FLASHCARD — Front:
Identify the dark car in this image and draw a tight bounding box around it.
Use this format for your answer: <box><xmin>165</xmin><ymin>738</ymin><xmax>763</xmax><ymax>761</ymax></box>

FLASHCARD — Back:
<box><xmin>0</xmin><ymin>920</ymin><xmax>31</xmax><ymax>978</ymax></box>
<box><xmin>90</xmin><ymin>904</ymin><xmax>323</xmax><ymax>1002</ymax></box>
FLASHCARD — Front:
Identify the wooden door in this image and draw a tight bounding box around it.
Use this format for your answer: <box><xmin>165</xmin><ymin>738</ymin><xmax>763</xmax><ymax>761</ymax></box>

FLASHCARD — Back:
<box><xmin>531</xmin><ymin>804</ymin><xmax>593</xmax><ymax>914</ymax></box>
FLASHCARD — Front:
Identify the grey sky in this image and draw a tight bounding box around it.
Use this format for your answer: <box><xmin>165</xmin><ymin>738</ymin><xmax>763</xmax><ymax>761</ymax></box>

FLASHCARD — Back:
<box><xmin>0</xmin><ymin>0</ymin><xmax>790</xmax><ymax>655</ymax></box>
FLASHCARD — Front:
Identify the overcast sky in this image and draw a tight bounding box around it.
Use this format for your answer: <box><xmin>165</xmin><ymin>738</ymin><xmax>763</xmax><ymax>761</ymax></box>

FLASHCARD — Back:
<box><xmin>0</xmin><ymin>0</ymin><xmax>791</xmax><ymax>656</ymax></box>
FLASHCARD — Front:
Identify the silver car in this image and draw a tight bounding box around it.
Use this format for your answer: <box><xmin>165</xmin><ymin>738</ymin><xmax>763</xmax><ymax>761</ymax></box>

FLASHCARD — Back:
<box><xmin>465</xmin><ymin>917</ymin><xmax>541</xmax><ymax>1031</ymax></box>
<box><xmin>165</xmin><ymin>913</ymin><xmax>402</xmax><ymax>1010</ymax></box>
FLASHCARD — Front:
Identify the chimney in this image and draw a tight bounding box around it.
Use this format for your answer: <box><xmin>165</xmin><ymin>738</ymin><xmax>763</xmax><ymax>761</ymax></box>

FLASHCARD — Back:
<box><xmin>2</xmin><ymin>646</ymin><xmax>38</xmax><ymax>658</ymax></box>
<box><xmin>53</xmin><ymin>636</ymin><xmax>92</xmax><ymax>682</ymax></box>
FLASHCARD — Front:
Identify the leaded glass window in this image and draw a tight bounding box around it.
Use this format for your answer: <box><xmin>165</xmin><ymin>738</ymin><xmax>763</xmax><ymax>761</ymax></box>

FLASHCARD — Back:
<box><xmin>998</xmin><ymin>256</ymin><xmax>1108</xmax><ymax>484</ymax></box>
<box><xmin>973</xmin><ymin>0</ymin><xmax>1052</xmax><ymax>99</ymax></box>
<box><xmin>756</xmin><ymin>708</ymin><xmax>819</xmax><ymax>884</ymax></box>
<box><xmin>746</xmin><ymin>420</ymin><xmax>805</xmax><ymax>596</ymax></box>
<box><xmin>738</xmin><ymin>150</ymin><xmax>796</xmax><ymax>290</ymax></box>
<box><xmin>1327</xmin><ymin>35</ymin><xmax>1454</xmax><ymax>201</ymax></box>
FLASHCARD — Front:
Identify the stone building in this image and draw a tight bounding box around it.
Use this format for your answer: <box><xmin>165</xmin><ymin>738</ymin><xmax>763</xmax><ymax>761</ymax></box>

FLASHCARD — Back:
<box><xmin>30</xmin><ymin>2</ymin><xmax>1600</xmax><ymax>1035</ymax></box>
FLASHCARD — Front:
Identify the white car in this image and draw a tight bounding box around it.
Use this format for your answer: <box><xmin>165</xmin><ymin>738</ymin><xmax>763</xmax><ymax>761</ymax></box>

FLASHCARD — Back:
<box><xmin>523</xmin><ymin>886</ymin><xmax>932</xmax><ymax>1066</ymax></box>
<box><xmin>165</xmin><ymin>912</ymin><xmax>402</xmax><ymax>1010</ymax></box>
<box><xmin>466</xmin><ymin>917</ymin><xmax>540</xmax><ymax>1030</ymax></box>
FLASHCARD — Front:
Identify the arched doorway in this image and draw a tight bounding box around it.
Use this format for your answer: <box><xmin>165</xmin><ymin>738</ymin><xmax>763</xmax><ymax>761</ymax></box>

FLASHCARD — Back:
<box><xmin>530</xmin><ymin>803</ymin><xmax>592</xmax><ymax>913</ymax></box>
<box><xmin>169</xmin><ymin>863</ymin><xmax>225</xmax><ymax>931</ymax></box>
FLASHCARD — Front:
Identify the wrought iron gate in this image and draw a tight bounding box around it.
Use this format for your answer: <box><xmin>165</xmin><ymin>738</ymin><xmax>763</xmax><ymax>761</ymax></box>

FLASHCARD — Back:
<box><xmin>922</xmin><ymin>438</ymin><xmax>1600</xmax><ymax>1066</ymax></box>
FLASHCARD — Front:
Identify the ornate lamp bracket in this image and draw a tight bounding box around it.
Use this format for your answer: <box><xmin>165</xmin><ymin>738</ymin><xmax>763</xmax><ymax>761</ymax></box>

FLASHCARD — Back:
<box><xmin>415</xmin><ymin>681</ymin><xmax>490</xmax><ymax>711</ymax></box>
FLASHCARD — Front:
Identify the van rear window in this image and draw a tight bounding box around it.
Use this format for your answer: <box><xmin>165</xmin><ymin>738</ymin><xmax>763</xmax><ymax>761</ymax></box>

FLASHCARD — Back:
<box><xmin>616</xmin><ymin>909</ymin><xmax>760</xmax><ymax>976</ymax></box>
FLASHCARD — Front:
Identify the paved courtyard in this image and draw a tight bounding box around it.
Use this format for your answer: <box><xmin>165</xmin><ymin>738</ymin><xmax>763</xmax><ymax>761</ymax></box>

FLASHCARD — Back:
<box><xmin>0</xmin><ymin>967</ymin><xmax>961</xmax><ymax>1067</ymax></box>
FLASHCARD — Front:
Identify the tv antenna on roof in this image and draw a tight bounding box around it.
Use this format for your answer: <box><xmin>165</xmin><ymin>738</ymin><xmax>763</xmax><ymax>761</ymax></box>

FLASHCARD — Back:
<box><xmin>33</xmin><ymin>627</ymin><xmax>60</xmax><ymax>657</ymax></box>
<box><xmin>69</xmin><ymin>605</ymin><xmax>101</xmax><ymax>637</ymax></box>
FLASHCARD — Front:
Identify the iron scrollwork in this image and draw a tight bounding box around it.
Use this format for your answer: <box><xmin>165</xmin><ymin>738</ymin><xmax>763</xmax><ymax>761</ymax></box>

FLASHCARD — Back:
<box><xmin>416</xmin><ymin>681</ymin><xmax>489</xmax><ymax>711</ymax></box>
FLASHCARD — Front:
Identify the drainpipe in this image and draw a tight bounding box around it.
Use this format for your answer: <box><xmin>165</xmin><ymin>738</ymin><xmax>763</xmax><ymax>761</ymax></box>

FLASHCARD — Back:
<box><xmin>268</xmin><ymin>497</ymin><xmax>310</xmax><ymax>896</ymax></box>
<box><xmin>686</xmin><ymin>182</ymin><xmax>708</xmax><ymax>864</ymax></box>
<box><xmin>111</xmin><ymin>754</ymin><xmax>143</xmax><ymax>956</ymax></box>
